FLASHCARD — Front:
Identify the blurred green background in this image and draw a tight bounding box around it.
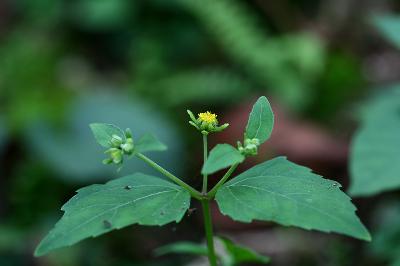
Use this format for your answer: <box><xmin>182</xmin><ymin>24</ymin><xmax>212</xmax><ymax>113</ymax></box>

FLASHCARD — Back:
<box><xmin>1</xmin><ymin>0</ymin><xmax>400</xmax><ymax>265</ymax></box>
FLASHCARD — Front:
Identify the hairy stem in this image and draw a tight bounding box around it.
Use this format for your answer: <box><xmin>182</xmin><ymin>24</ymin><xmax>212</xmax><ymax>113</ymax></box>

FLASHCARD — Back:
<box><xmin>201</xmin><ymin>200</ymin><xmax>218</xmax><ymax>266</ymax></box>
<box><xmin>202</xmin><ymin>134</ymin><xmax>208</xmax><ymax>193</ymax></box>
<box><xmin>135</xmin><ymin>153</ymin><xmax>203</xmax><ymax>200</ymax></box>
<box><xmin>208</xmin><ymin>163</ymin><xmax>239</xmax><ymax>198</ymax></box>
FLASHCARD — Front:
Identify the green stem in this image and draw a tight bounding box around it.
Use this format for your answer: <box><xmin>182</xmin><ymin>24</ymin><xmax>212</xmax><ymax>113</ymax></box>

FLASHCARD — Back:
<box><xmin>208</xmin><ymin>163</ymin><xmax>239</xmax><ymax>198</ymax></box>
<box><xmin>202</xmin><ymin>134</ymin><xmax>208</xmax><ymax>193</ymax></box>
<box><xmin>135</xmin><ymin>153</ymin><xmax>203</xmax><ymax>200</ymax></box>
<box><xmin>201</xmin><ymin>200</ymin><xmax>218</xmax><ymax>266</ymax></box>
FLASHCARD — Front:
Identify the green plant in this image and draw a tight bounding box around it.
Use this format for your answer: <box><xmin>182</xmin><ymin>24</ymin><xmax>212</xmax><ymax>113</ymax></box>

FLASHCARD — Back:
<box><xmin>34</xmin><ymin>96</ymin><xmax>370</xmax><ymax>265</ymax></box>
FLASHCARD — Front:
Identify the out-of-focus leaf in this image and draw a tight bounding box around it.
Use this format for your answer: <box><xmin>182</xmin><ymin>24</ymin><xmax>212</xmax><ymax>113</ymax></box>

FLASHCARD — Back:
<box><xmin>69</xmin><ymin>0</ymin><xmax>132</xmax><ymax>31</ymax></box>
<box><xmin>152</xmin><ymin>69</ymin><xmax>251</xmax><ymax>106</ymax></box>
<box><xmin>245</xmin><ymin>96</ymin><xmax>274</xmax><ymax>143</ymax></box>
<box><xmin>25</xmin><ymin>92</ymin><xmax>184</xmax><ymax>183</ymax></box>
<box><xmin>35</xmin><ymin>173</ymin><xmax>191</xmax><ymax>256</ymax></box>
<box><xmin>135</xmin><ymin>133</ymin><xmax>167</xmax><ymax>153</ymax></box>
<box><xmin>154</xmin><ymin>242</ymin><xmax>208</xmax><ymax>257</ymax></box>
<box><xmin>216</xmin><ymin>157</ymin><xmax>371</xmax><ymax>241</ymax></box>
<box><xmin>217</xmin><ymin>237</ymin><xmax>270</xmax><ymax>265</ymax></box>
<box><xmin>15</xmin><ymin>0</ymin><xmax>62</xmax><ymax>27</ymax></box>
<box><xmin>89</xmin><ymin>123</ymin><xmax>125</xmax><ymax>148</ymax></box>
<box><xmin>0</xmin><ymin>32</ymin><xmax>69</xmax><ymax>130</ymax></box>
<box><xmin>372</xmin><ymin>15</ymin><xmax>400</xmax><ymax>49</ymax></box>
<box><xmin>154</xmin><ymin>237</ymin><xmax>269</xmax><ymax>265</ymax></box>
<box><xmin>0</xmin><ymin>117</ymin><xmax>7</xmax><ymax>153</ymax></box>
<box><xmin>369</xmin><ymin>202</ymin><xmax>400</xmax><ymax>265</ymax></box>
<box><xmin>349</xmin><ymin>87</ymin><xmax>400</xmax><ymax>196</ymax></box>
<box><xmin>202</xmin><ymin>144</ymin><xmax>244</xmax><ymax>175</ymax></box>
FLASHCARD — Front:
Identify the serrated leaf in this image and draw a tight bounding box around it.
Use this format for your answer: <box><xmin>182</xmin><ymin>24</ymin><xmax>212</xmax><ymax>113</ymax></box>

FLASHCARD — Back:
<box><xmin>215</xmin><ymin>157</ymin><xmax>371</xmax><ymax>241</ymax></box>
<box><xmin>135</xmin><ymin>133</ymin><xmax>167</xmax><ymax>153</ymax></box>
<box><xmin>349</xmin><ymin>87</ymin><xmax>400</xmax><ymax>196</ymax></box>
<box><xmin>371</xmin><ymin>15</ymin><xmax>400</xmax><ymax>49</ymax></box>
<box><xmin>202</xmin><ymin>144</ymin><xmax>245</xmax><ymax>175</ymax></box>
<box><xmin>245</xmin><ymin>96</ymin><xmax>274</xmax><ymax>143</ymax></box>
<box><xmin>35</xmin><ymin>173</ymin><xmax>191</xmax><ymax>256</ymax></box>
<box><xmin>154</xmin><ymin>242</ymin><xmax>208</xmax><ymax>257</ymax></box>
<box><xmin>217</xmin><ymin>236</ymin><xmax>270</xmax><ymax>265</ymax></box>
<box><xmin>89</xmin><ymin>123</ymin><xmax>125</xmax><ymax>148</ymax></box>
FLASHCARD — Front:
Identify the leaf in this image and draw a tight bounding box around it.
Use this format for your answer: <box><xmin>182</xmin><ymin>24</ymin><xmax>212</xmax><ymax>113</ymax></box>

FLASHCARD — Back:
<box><xmin>154</xmin><ymin>238</ymin><xmax>270</xmax><ymax>266</ymax></box>
<box><xmin>369</xmin><ymin>202</ymin><xmax>400</xmax><ymax>263</ymax></box>
<box><xmin>154</xmin><ymin>242</ymin><xmax>208</xmax><ymax>257</ymax></box>
<box><xmin>215</xmin><ymin>157</ymin><xmax>371</xmax><ymax>241</ymax></box>
<box><xmin>202</xmin><ymin>144</ymin><xmax>245</xmax><ymax>175</ymax></box>
<box><xmin>371</xmin><ymin>15</ymin><xmax>400</xmax><ymax>49</ymax></box>
<box><xmin>217</xmin><ymin>236</ymin><xmax>270</xmax><ymax>265</ymax></box>
<box><xmin>348</xmin><ymin>87</ymin><xmax>400</xmax><ymax>196</ymax></box>
<box><xmin>135</xmin><ymin>133</ymin><xmax>167</xmax><ymax>153</ymax></box>
<box><xmin>89</xmin><ymin>123</ymin><xmax>125</xmax><ymax>148</ymax></box>
<box><xmin>34</xmin><ymin>173</ymin><xmax>191</xmax><ymax>256</ymax></box>
<box><xmin>245</xmin><ymin>96</ymin><xmax>274</xmax><ymax>143</ymax></box>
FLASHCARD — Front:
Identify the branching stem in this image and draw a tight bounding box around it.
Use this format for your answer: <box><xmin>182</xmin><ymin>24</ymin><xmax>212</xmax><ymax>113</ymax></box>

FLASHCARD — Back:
<box><xmin>135</xmin><ymin>153</ymin><xmax>203</xmax><ymax>200</ymax></box>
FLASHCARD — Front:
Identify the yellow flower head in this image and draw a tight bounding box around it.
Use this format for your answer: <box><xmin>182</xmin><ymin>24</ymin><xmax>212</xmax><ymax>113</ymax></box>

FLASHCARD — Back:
<box><xmin>198</xmin><ymin>111</ymin><xmax>218</xmax><ymax>124</ymax></box>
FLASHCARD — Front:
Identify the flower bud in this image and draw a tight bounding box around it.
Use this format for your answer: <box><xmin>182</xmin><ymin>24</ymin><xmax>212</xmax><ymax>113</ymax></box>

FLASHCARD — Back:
<box><xmin>238</xmin><ymin>138</ymin><xmax>260</xmax><ymax>156</ymax></box>
<box><xmin>110</xmin><ymin>134</ymin><xmax>123</xmax><ymax>147</ymax></box>
<box><xmin>106</xmin><ymin>148</ymin><xmax>123</xmax><ymax>164</ymax></box>
<box><xmin>121</xmin><ymin>138</ymin><xmax>134</xmax><ymax>154</ymax></box>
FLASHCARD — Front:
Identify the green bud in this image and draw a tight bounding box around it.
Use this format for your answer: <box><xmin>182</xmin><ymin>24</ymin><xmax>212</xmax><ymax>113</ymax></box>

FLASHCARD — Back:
<box><xmin>106</xmin><ymin>148</ymin><xmax>123</xmax><ymax>164</ymax></box>
<box><xmin>239</xmin><ymin>138</ymin><xmax>260</xmax><ymax>156</ymax></box>
<box><xmin>110</xmin><ymin>134</ymin><xmax>123</xmax><ymax>147</ymax></box>
<box><xmin>121</xmin><ymin>138</ymin><xmax>134</xmax><ymax>154</ymax></box>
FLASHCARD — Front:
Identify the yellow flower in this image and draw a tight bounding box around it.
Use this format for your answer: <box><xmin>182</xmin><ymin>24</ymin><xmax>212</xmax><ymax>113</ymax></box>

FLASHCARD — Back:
<box><xmin>198</xmin><ymin>111</ymin><xmax>218</xmax><ymax>124</ymax></box>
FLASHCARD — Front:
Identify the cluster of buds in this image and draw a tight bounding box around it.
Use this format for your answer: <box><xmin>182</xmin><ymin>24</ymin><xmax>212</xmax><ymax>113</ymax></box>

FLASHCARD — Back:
<box><xmin>238</xmin><ymin>138</ymin><xmax>260</xmax><ymax>156</ymax></box>
<box><xmin>187</xmin><ymin>110</ymin><xmax>229</xmax><ymax>135</ymax></box>
<box><xmin>103</xmin><ymin>129</ymin><xmax>134</xmax><ymax>165</ymax></box>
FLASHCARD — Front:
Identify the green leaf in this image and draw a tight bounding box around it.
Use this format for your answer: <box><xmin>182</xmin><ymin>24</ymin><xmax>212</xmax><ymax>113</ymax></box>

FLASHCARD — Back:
<box><xmin>154</xmin><ymin>238</ymin><xmax>270</xmax><ymax>266</ymax></box>
<box><xmin>245</xmin><ymin>96</ymin><xmax>274</xmax><ymax>143</ymax></box>
<box><xmin>215</xmin><ymin>157</ymin><xmax>371</xmax><ymax>241</ymax></box>
<box><xmin>217</xmin><ymin>236</ymin><xmax>270</xmax><ymax>265</ymax></box>
<box><xmin>89</xmin><ymin>123</ymin><xmax>125</xmax><ymax>148</ymax></box>
<box><xmin>202</xmin><ymin>144</ymin><xmax>245</xmax><ymax>175</ymax></box>
<box><xmin>349</xmin><ymin>87</ymin><xmax>400</xmax><ymax>196</ymax></box>
<box><xmin>154</xmin><ymin>242</ymin><xmax>208</xmax><ymax>257</ymax></box>
<box><xmin>35</xmin><ymin>173</ymin><xmax>191</xmax><ymax>256</ymax></box>
<box><xmin>371</xmin><ymin>15</ymin><xmax>400</xmax><ymax>49</ymax></box>
<box><xmin>369</xmin><ymin>202</ymin><xmax>400</xmax><ymax>263</ymax></box>
<box><xmin>135</xmin><ymin>133</ymin><xmax>167</xmax><ymax>153</ymax></box>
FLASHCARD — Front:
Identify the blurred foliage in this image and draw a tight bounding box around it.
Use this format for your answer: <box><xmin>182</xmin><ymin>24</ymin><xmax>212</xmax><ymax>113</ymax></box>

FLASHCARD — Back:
<box><xmin>131</xmin><ymin>0</ymin><xmax>326</xmax><ymax>110</ymax></box>
<box><xmin>25</xmin><ymin>92</ymin><xmax>184</xmax><ymax>183</ymax></box>
<box><xmin>372</xmin><ymin>15</ymin><xmax>400</xmax><ymax>49</ymax></box>
<box><xmin>155</xmin><ymin>237</ymin><xmax>270</xmax><ymax>265</ymax></box>
<box><xmin>0</xmin><ymin>117</ymin><xmax>7</xmax><ymax>153</ymax></box>
<box><xmin>369</xmin><ymin>202</ymin><xmax>400</xmax><ymax>266</ymax></box>
<box><xmin>349</xmin><ymin>86</ymin><xmax>400</xmax><ymax>196</ymax></box>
